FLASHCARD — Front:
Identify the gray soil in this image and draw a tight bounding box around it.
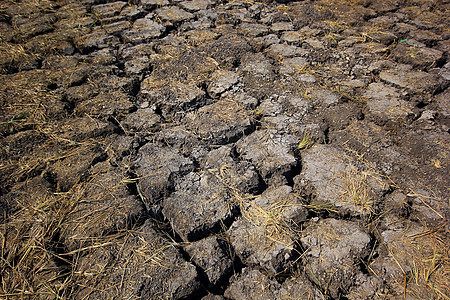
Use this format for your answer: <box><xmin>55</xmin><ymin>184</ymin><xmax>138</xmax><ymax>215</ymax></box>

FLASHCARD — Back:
<box><xmin>0</xmin><ymin>0</ymin><xmax>449</xmax><ymax>299</ymax></box>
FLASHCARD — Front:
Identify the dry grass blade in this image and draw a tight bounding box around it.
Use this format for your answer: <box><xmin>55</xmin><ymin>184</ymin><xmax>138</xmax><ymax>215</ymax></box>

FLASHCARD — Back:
<box><xmin>339</xmin><ymin>169</ymin><xmax>376</xmax><ymax>215</ymax></box>
<box><xmin>373</xmin><ymin>222</ymin><xmax>450</xmax><ymax>300</ymax></box>
<box><xmin>243</xmin><ymin>198</ymin><xmax>300</xmax><ymax>247</ymax></box>
<box><xmin>297</xmin><ymin>132</ymin><xmax>314</xmax><ymax>151</ymax></box>
<box><xmin>405</xmin><ymin>225</ymin><xmax>450</xmax><ymax>299</ymax></box>
<box><xmin>0</xmin><ymin>182</ymin><xmax>82</xmax><ymax>299</ymax></box>
<box><xmin>0</xmin><ymin>43</ymin><xmax>39</xmax><ymax>69</ymax></box>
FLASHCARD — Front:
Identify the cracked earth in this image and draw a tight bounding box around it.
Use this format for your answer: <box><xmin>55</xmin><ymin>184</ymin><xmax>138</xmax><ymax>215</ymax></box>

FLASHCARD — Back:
<box><xmin>0</xmin><ymin>0</ymin><xmax>449</xmax><ymax>299</ymax></box>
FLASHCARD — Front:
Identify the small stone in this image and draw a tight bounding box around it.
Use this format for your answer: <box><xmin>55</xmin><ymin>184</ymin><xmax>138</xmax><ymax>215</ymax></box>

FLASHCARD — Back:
<box><xmin>418</xmin><ymin>110</ymin><xmax>436</xmax><ymax>121</ymax></box>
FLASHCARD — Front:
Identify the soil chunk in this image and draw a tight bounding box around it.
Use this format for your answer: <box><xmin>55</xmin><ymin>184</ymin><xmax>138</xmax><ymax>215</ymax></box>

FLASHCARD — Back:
<box><xmin>300</xmin><ymin>218</ymin><xmax>372</xmax><ymax>298</ymax></box>
<box><xmin>135</xmin><ymin>143</ymin><xmax>194</xmax><ymax>207</ymax></box>
<box><xmin>184</xmin><ymin>236</ymin><xmax>233</xmax><ymax>289</ymax></box>
<box><xmin>236</xmin><ymin>129</ymin><xmax>298</xmax><ymax>186</ymax></box>
<box><xmin>225</xmin><ymin>268</ymin><xmax>280</xmax><ymax>299</ymax></box>
<box><xmin>228</xmin><ymin>185</ymin><xmax>307</xmax><ymax>274</ymax></box>
<box><xmin>297</xmin><ymin>144</ymin><xmax>389</xmax><ymax>218</ymax></box>
<box><xmin>163</xmin><ymin>171</ymin><xmax>239</xmax><ymax>241</ymax></box>
<box><xmin>184</xmin><ymin>99</ymin><xmax>255</xmax><ymax>145</ymax></box>
<box><xmin>73</xmin><ymin>220</ymin><xmax>201</xmax><ymax>299</ymax></box>
<box><xmin>61</xmin><ymin>162</ymin><xmax>145</xmax><ymax>251</ymax></box>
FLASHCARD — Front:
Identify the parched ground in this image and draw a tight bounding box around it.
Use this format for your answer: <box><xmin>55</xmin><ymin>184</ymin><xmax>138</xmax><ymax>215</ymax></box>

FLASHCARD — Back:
<box><xmin>0</xmin><ymin>0</ymin><xmax>449</xmax><ymax>299</ymax></box>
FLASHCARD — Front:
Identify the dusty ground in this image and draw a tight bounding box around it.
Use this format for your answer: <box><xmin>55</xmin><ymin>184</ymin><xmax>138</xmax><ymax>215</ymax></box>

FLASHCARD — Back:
<box><xmin>0</xmin><ymin>0</ymin><xmax>449</xmax><ymax>299</ymax></box>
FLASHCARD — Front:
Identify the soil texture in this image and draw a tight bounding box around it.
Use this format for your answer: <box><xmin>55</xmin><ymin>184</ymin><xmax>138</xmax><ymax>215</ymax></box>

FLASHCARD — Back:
<box><xmin>0</xmin><ymin>0</ymin><xmax>449</xmax><ymax>299</ymax></box>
